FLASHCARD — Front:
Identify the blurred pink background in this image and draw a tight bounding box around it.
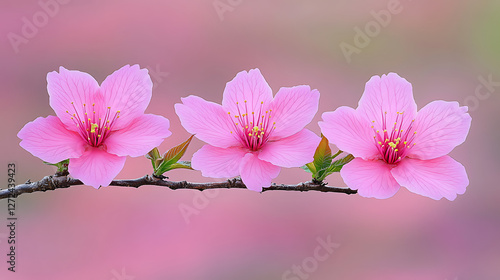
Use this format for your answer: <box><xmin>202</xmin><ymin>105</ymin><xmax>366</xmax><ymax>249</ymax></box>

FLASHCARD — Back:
<box><xmin>1</xmin><ymin>0</ymin><xmax>499</xmax><ymax>279</ymax></box>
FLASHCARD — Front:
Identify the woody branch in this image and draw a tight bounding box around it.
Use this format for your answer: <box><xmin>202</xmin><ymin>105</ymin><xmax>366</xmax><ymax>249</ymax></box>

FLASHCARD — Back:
<box><xmin>0</xmin><ymin>175</ymin><xmax>357</xmax><ymax>200</ymax></box>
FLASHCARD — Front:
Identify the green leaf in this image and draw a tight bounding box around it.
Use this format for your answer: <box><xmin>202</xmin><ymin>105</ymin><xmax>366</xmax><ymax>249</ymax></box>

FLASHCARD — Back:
<box><xmin>301</xmin><ymin>164</ymin><xmax>313</xmax><ymax>173</ymax></box>
<box><xmin>158</xmin><ymin>161</ymin><xmax>193</xmax><ymax>173</ymax></box>
<box><xmin>312</xmin><ymin>135</ymin><xmax>332</xmax><ymax>170</ymax></box>
<box><xmin>326</xmin><ymin>154</ymin><xmax>355</xmax><ymax>173</ymax></box>
<box><xmin>154</xmin><ymin>135</ymin><xmax>194</xmax><ymax>176</ymax></box>
<box><xmin>145</xmin><ymin>147</ymin><xmax>162</xmax><ymax>169</ymax></box>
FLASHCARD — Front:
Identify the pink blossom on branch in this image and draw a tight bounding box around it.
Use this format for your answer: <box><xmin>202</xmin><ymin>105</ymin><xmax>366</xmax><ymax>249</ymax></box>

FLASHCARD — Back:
<box><xmin>175</xmin><ymin>69</ymin><xmax>321</xmax><ymax>192</ymax></box>
<box><xmin>319</xmin><ymin>73</ymin><xmax>471</xmax><ymax>200</ymax></box>
<box><xmin>18</xmin><ymin>65</ymin><xmax>172</xmax><ymax>188</ymax></box>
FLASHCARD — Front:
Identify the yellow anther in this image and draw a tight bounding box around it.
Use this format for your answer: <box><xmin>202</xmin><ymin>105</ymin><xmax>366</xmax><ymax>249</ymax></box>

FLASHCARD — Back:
<box><xmin>273</xmin><ymin>122</ymin><xmax>276</xmax><ymax>125</ymax></box>
<box><xmin>403</xmin><ymin>141</ymin><xmax>407</xmax><ymax>145</ymax></box>
<box><xmin>376</xmin><ymin>130</ymin><xmax>380</xmax><ymax>133</ymax></box>
<box><xmin>92</xmin><ymin>103</ymin><xmax>95</xmax><ymax>106</ymax></box>
<box><xmin>371</xmin><ymin>126</ymin><xmax>374</xmax><ymax>128</ymax></box>
<box><xmin>83</xmin><ymin>103</ymin><xmax>86</xmax><ymax>106</ymax></box>
<box><xmin>107</xmin><ymin>106</ymin><xmax>111</xmax><ymax>109</ymax></box>
<box><xmin>117</xmin><ymin>110</ymin><xmax>121</xmax><ymax>113</ymax></box>
<box><xmin>395</xmin><ymin>149</ymin><xmax>398</xmax><ymax>152</ymax></box>
<box><xmin>97</xmin><ymin>135</ymin><xmax>101</xmax><ymax>138</ymax></box>
<box><xmin>228</xmin><ymin>112</ymin><xmax>231</xmax><ymax>114</ymax></box>
<box><xmin>252</xmin><ymin>126</ymin><xmax>259</xmax><ymax>132</ymax></box>
<box><xmin>248</xmin><ymin>133</ymin><xmax>252</xmax><ymax>136</ymax></box>
<box><xmin>372</xmin><ymin>120</ymin><xmax>375</xmax><ymax>123</ymax></box>
<box><xmin>388</xmin><ymin>142</ymin><xmax>397</xmax><ymax>148</ymax></box>
<box><xmin>85</xmin><ymin>112</ymin><xmax>87</xmax><ymax>115</ymax></box>
<box><xmin>414</xmin><ymin>131</ymin><xmax>417</xmax><ymax>134</ymax></box>
<box><xmin>378</xmin><ymin>141</ymin><xmax>382</xmax><ymax>145</ymax></box>
<box><xmin>244</xmin><ymin>100</ymin><xmax>247</xmax><ymax>103</ymax></box>
<box><xmin>230</xmin><ymin>131</ymin><xmax>233</xmax><ymax>134</ymax></box>
<box><xmin>66</xmin><ymin>110</ymin><xmax>69</xmax><ymax>113</ymax></box>
<box><xmin>90</xmin><ymin>123</ymin><xmax>98</xmax><ymax>133</ymax></box>
<box><xmin>261</xmin><ymin>101</ymin><xmax>264</xmax><ymax>104</ymax></box>
<box><xmin>235</xmin><ymin>123</ymin><xmax>239</xmax><ymax>125</ymax></box>
<box><xmin>245</xmin><ymin>125</ymin><xmax>248</xmax><ymax>129</ymax></box>
<box><xmin>398</xmin><ymin>156</ymin><xmax>401</xmax><ymax>160</ymax></box>
<box><xmin>71</xmin><ymin>102</ymin><xmax>74</xmax><ymax>104</ymax></box>
<box><xmin>252</xmin><ymin>112</ymin><xmax>254</xmax><ymax>115</ymax></box>
<box><xmin>383</xmin><ymin>129</ymin><xmax>387</xmax><ymax>133</ymax></box>
<box><xmin>235</xmin><ymin>115</ymin><xmax>239</xmax><ymax>118</ymax></box>
<box><xmin>400</xmin><ymin>129</ymin><xmax>403</xmax><ymax>132</ymax></box>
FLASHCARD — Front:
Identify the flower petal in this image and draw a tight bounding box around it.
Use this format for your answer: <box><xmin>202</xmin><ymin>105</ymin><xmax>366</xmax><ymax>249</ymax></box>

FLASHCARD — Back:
<box><xmin>268</xmin><ymin>85</ymin><xmax>320</xmax><ymax>139</ymax></box>
<box><xmin>47</xmin><ymin>67</ymin><xmax>101</xmax><ymax>130</ymax></box>
<box><xmin>100</xmin><ymin>65</ymin><xmax>153</xmax><ymax>130</ymax></box>
<box><xmin>319</xmin><ymin>107</ymin><xmax>379</xmax><ymax>159</ymax></box>
<box><xmin>258</xmin><ymin>129</ymin><xmax>320</xmax><ymax>168</ymax></box>
<box><xmin>18</xmin><ymin>116</ymin><xmax>86</xmax><ymax>163</ymax></box>
<box><xmin>105</xmin><ymin>114</ymin><xmax>171</xmax><ymax>157</ymax></box>
<box><xmin>340</xmin><ymin>158</ymin><xmax>400</xmax><ymax>199</ymax></box>
<box><xmin>221</xmin><ymin>69</ymin><xmax>274</xmax><ymax>115</ymax></box>
<box><xmin>69</xmin><ymin>147</ymin><xmax>126</xmax><ymax>188</ymax></box>
<box><xmin>409</xmin><ymin>101</ymin><xmax>471</xmax><ymax>160</ymax></box>
<box><xmin>239</xmin><ymin>153</ymin><xmax>280</xmax><ymax>192</ymax></box>
<box><xmin>175</xmin><ymin>95</ymin><xmax>240</xmax><ymax>148</ymax></box>
<box><xmin>191</xmin><ymin>145</ymin><xmax>248</xmax><ymax>178</ymax></box>
<box><xmin>391</xmin><ymin>156</ymin><xmax>468</xmax><ymax>200</ymax></box>
<box><xmin>357</xmin><ymin>73</ymin><xmax>417</xmax><ymax>131</ymax></box>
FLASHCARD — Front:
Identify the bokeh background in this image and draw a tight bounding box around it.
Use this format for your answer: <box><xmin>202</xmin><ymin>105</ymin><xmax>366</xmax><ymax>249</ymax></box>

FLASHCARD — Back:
<box><xmin>1</xmin><ymin>0</ymin><xmax>499</xmax><ymax>279</ymax></box>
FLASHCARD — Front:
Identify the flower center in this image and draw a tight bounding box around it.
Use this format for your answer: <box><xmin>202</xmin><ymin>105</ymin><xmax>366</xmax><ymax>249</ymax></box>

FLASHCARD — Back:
<box><xmin>372</xmin><ymin>111</ymin><xmax>417</xmax><ymax>164</ymax></box>
<box><xmin>66</xmin><ymin>102</ymin><xmax>120</xmax><ymax>147</ymax></box>
<box><xmin>227</xmin><ymin>100</ymin><xmax>276</xmax><ymax>151</ymax></box>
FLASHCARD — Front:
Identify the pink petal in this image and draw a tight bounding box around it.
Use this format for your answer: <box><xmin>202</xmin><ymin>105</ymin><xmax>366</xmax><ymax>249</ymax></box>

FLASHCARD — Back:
<box><xmin>17</xmin><ymin>116</ymin><xmax>86</xmax><ymax>163</ymax></box>
<box><xmin>69</xmin><ymin>147</ymin><xmax>126</xmax><ymax>188</ymax></box>
<box><xmin>239</xmin><ymin>153</ymin><xmax>281</xmax><ymax>192</ymax></box>
<box><xmin>319</xmin><ymin>107</ymin><xmax>379</xmax><ymax>159</ymax></box>
<box><xmin>47</xmin><ymin>67</ymin><xmax>101</xmax><ymax>130</ymax></box>
<box><xmin>258</xmin><ymin>129</ymin><xmax>320</xmax><ymax>168</ymax></box>
<box><xmin>105</xmin><ymin>114</ymin><xmax>171</xmax><ymax>157</ymax></box>
<box><xmin>357</xmin><ymin>73</ymin><xmax>417</xmax><ymax>131</ymax></box>
<box><xmin>391</xmin><ymin>156</ymin><xmax>468</xmax><ymax>201</ymax></box>
<box><xmin>268</xmin><ymin>85</ymin><xmax>320</xmax><ymax>139</ymax></box>
<box><xmin>221</xmin><ymin>69</ymin><xmax>274</xmax><ymax>115</ymax></box>
<box><xmin>175</xmin><ymin>95</ymin><xmax>240</xmax><ymax>148</ymax></box>
<box><xmin>191</xmin><ymin>145</ymin><xmax>248</xmax><ymax>178</ymax></box>
<box><xmin>100</xmin><ymin>65</ymin><xmax>153</xmax><ymax>130</ymax></box>
<box><xmin>409</xmin><ymin>101</ymin><xmax>472</xmax><ymax>160</ymax></box>
<box><xmin>340</xmin><ymin>158</ymin><xmax>400</xmax><ymax>199</ymax></box>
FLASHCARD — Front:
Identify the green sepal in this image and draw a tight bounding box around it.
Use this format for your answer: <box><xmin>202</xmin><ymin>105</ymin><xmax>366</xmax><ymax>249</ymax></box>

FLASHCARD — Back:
<box><xmin>43</xmin><ymin>159</ymin><xmax>69</xmax><ymax>175</ymax></box>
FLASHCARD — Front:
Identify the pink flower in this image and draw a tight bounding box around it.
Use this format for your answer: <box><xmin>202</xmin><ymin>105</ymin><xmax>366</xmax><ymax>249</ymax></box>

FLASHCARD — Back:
<box><xmin>175</xmin><ymin>69</ymin><xmax>320</xmax><ymax>192</ymax></box>
<box><xmin>319</xmin><ymin>73</ymin><xmax>471</xmax><ymax>200</ymax></box>
<box><xmin>18</xmin><ymin>65</ymin><xmax>172</xmax><ymax>188</ymax></box>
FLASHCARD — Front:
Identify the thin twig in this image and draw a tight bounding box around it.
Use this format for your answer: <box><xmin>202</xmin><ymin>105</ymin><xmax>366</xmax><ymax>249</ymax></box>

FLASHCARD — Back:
<box><xmin>0</xmin><ymin>175</ymin><xmax>357</xmax><ymax>200</ymax></box>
